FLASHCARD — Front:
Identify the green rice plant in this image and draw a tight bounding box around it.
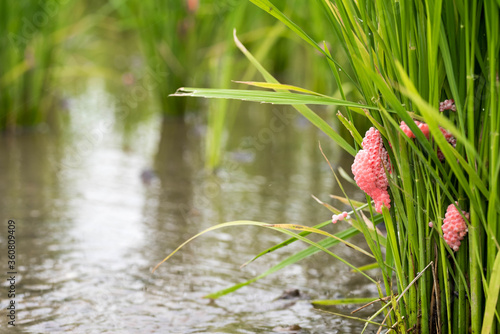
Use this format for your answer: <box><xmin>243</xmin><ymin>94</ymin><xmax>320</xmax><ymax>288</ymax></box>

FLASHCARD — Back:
<box><xmin>0</xmin><ymin>0</ymin><xmax>82</xmax><ymax>132</ymax></box>
<box><xmin>156</xmin><ymin>0</ymin><xmax>500</xmax><ymax>332</ymax></box>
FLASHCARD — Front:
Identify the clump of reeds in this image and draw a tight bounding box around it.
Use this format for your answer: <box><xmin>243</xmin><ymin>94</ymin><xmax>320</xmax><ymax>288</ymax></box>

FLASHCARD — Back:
<box><xmin>155</xmin><ymin>0</ymin><xmax>500</xmax><ymax>333</ymax></box>
<box><xmin>0</xmin><ymin>0</ymin><xmax>80</xmax><ymax>132</ymax></box>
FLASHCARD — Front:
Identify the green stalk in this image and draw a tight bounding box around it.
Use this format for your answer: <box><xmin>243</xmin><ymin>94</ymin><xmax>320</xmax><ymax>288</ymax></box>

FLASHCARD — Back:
<box><xmin>416</xmin><ymin>159</ymin><xmax>430</xmax><ymax>334</ymax></box>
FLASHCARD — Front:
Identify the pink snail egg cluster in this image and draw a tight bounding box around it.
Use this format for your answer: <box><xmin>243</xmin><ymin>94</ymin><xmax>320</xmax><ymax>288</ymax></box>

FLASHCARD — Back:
<box><xmin>332</xmin><ymin>211</ymin><xmax>350</xmax><ymax>224</ymax></box>
<box><xmin>399</xmin><ymin>120</ymin><xmax>456</xmax><ymax>161</ymax></box>
<box><xmin>351</xmin><ymin>127</ymin><xmax>391</xmax><ymax>214</ymax></box>
<box><xmin>437</xmin><ymin>127</ymin><xmax>457</xmax><ymax>161</ymax></box>
<box><xmin>442</xmin><ymin>202</ymin><xmax>469</xmax><ymax>252</ymax></box>
<box><xmin>400</xmin><ymin>121</ymin><xmax>430</xmax><ymax>139</ymax></box>
<box><xmin>439</xmin><ymin>99</ymin><xmax>456</xmax><ymax>112</ymax></box>
<box><xmin>399</xmin><ymin>121</ymin><xmax>414</xmax><ymax>138</ymax></box>
<box><xmin>350</xmin><ymin>100</ymin><xmax>457</xmax><ymax>218</ymax></box>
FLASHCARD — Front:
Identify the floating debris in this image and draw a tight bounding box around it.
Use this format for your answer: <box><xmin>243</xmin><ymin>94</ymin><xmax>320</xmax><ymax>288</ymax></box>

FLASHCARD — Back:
<box><xmin>273</xmin><ymin>324</ymin><xmax>302</xmax><ymax>333</ymax></box>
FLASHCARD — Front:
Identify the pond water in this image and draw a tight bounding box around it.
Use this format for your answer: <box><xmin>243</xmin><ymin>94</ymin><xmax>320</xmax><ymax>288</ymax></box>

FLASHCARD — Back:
<box><xmin>0</xmin><ymin>81</ymin><xmax>381</xmax><ymax>333</ymax></box>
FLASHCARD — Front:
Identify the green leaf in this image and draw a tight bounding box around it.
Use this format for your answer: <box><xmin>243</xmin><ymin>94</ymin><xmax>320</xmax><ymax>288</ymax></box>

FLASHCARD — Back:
<box><xmin>248</xmin><ymin>0</ymin><xmax>357</xmax><ymax>86</ymax></box>
<box><xmin>205</xmin><ymin>227</ymin><xmax>361</xmax><ymax>298</ymax></box>
<box><xmin>353</xmin><ymin>262</ymin><xmax>381</xmax><ymax>272</ymax></box>
<box><xmin>315</xmin><ymin>308</ymin><xmax>389</xmax><ymax>328</ymax></box>
<box><xmin>234</xmin><ymin>81</ymin><xmax>336</xmax><ymax>99</ymax></box>
<box><xmin>171</xmin><ymin>87</ymin><xmax>377</xmax><ymax>110</ymax></box>
<box><xmin>312</xmin><ymin>297</ymin><xmax>379</xmax><ymax>306</ymax></box>
<box><xmin>481</xmin><ymin>251</ymin><xmax>500</xmax><ymax>334</ymax></box>
<box><xmin>240</xmin><ymin>219</ymin><xmax>332</xmax><ymax>268</ymax></box>
<box><xmin>268</xmin><ymin>223</ymin><xmax>375</xmax><ymax>259</ymax></box>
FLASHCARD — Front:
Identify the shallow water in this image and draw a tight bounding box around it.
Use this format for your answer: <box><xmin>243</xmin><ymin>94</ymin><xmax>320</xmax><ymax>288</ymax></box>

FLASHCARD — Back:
<box><xmin>0</xmin><ymin>82</ymin><xmax>380</xmax><ymax>333</ymax></box>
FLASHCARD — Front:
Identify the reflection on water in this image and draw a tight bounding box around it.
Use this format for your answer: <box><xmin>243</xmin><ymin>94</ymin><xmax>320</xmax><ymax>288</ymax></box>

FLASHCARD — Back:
<box><xmin>0</xmin><ymin>85</ymin><xmax>379</xmax><ymax>333</ymax></box>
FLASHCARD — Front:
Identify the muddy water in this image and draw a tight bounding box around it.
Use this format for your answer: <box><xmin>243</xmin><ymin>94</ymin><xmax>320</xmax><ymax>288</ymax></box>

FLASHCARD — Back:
<box><xmin>0</xmin><ymin>83</ymin><xmax>380</xmax><ymax>333</ymax></box>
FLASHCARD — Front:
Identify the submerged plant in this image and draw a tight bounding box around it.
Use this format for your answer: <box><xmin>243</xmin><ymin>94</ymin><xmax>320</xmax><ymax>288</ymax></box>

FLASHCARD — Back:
<box><xmin>157</xmin><ymin>0</ymin><xmax>500</xmax><ymax>333</ymax></box>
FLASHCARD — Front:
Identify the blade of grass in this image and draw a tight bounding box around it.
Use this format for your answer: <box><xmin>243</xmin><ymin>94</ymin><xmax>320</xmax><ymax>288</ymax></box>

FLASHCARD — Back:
<box><xmin>312</xmin><ymin>297</ymin><xmax>379</xmax><ymax>306</ymax></box>
<box><xmin>481</xmin><ymin>251</ymin><xmax>500</xmax><ymax>334</ymax></box>
<box><xmin>268</xmin><ymin>223</ymin><xmax>375</xmax><ymax>259</ymax></box>
<box><xmin>207</xmin><ymin>227</ymin><xmax>361</xmax><ymax>299</ymax></box>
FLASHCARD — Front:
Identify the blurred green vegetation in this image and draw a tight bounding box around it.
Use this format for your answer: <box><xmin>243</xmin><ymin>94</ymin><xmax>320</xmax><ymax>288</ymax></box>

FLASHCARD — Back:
<box><xmin>0</xmin><ymin>0</ymin><xmax>72</xmax><ymax>131</ymax></box>
<box><xmin>0</xmin><ymin>1</ymin><xmax>117</xmax><ymax>132</ymax></box>
<box><xmin>1</xmin><ymin>1</ymin><xmax>357</xmax><ymax>168</ymax></box>
<box><xmin>109</xmin><ymin>0</ymin><xmax>341</xmax><ymax>114</ymax></box>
